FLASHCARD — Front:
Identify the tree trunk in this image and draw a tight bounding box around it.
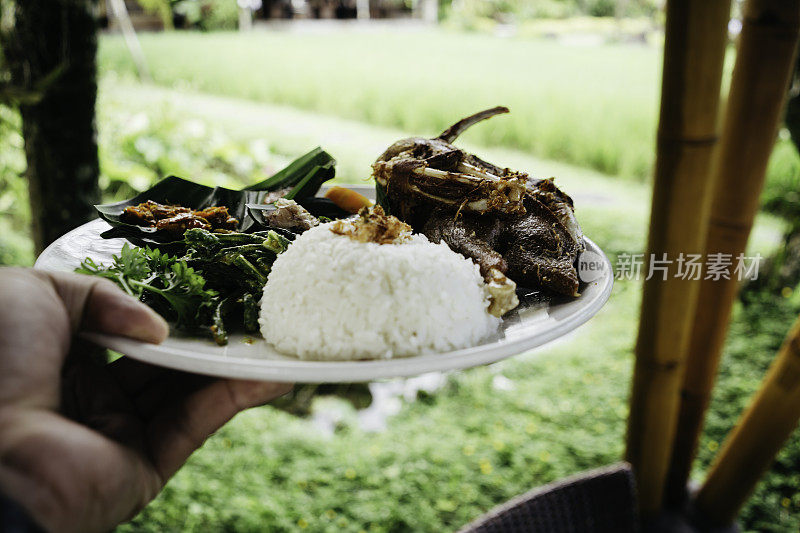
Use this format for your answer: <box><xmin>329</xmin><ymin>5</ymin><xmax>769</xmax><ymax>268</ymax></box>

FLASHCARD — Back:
<box><xmin>3</xmin><ymin>0</ymin><xmax>100</xmax><ymax>254</ymax></box>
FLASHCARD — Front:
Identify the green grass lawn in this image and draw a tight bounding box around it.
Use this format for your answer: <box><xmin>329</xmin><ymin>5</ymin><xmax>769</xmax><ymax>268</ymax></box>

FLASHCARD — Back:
<box><xmin>99</xmin><ymin>30</ymin><xmax>662</xmax><ymax>180</ymax></box>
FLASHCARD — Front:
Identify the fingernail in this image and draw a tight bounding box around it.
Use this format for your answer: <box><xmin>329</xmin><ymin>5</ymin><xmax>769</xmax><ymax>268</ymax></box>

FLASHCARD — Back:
<box><xmin>121</xmin><ymin>297</ymin><xmax>170</xmax><ymax>343</ymax></box>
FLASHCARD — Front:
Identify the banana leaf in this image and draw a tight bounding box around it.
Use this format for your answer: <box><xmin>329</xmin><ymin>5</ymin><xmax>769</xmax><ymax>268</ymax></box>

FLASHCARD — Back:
<box><xmin>244</xmin><ymin>147</ymin><xmax>336</xmax><ymax>192</ymax></box>
<box><xmin>95</xmin><ymin>177</ymin><xmax>262</xmax><ymax>247</ymax></box>
<box><xmin>95</xmin><ymin>148</ymin><xmax>338</xmax><ymax>247</ymax></box>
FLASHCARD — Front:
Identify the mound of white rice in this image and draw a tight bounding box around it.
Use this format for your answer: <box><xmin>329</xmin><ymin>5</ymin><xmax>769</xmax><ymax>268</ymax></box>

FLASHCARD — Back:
<box><xmin>259</xmin><ymin>221</ymin><xmax>500</xmax><ymax>360</ymax></box>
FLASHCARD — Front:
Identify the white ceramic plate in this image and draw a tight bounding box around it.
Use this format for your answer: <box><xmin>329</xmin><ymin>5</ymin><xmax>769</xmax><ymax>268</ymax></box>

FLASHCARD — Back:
<box><xmin>35</xmin><ymin>186</ymin><xmax>613</xmax><ymax>383</ymax></box>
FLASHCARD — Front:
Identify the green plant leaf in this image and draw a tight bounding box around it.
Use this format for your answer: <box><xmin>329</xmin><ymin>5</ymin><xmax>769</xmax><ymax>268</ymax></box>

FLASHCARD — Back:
<box><xmin>244</xmin><ymin>147</ymin><xmax>336</xmax><ymax>194</ymax></box>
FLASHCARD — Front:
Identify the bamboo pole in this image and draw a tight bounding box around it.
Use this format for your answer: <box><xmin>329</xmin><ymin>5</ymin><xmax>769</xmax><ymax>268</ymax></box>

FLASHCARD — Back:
<box><xmin>624</xmin><ymin>0</ymin><xmax>731</xmax><ymax>515</ymax></box>
<box><xmin>665</xmin><ymin>0</ymin><xmax>800</xmax><ymax>506</ymax></box>
<box><xmin>694</xmin><ymin>315</ymin><xmax>800</xmax><ymax>525</ymax></box>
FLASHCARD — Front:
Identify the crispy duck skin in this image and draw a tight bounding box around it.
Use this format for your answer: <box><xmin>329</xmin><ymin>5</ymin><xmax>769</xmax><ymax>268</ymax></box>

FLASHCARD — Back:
<box><xmin>374</xmin><ymin>107</ymin><xmax>584</xmax><ymax>298</ymax></box>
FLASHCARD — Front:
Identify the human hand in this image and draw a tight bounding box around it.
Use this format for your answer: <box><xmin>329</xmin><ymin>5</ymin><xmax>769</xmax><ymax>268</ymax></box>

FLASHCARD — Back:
<box><xmin>0</xmin><ymin>268</ymin><xmax>292</xmax><ymax>533</ymax></box>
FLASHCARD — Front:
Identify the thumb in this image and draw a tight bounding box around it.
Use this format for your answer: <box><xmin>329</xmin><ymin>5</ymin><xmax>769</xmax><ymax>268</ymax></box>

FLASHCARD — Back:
<box><xmin>36</xmin><ymin>270</ymin><xmax>169</xmax><ymax>344</ymax></box>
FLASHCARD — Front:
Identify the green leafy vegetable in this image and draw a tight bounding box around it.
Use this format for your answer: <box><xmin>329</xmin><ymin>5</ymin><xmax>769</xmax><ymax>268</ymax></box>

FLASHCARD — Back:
<box><xmin>76</xmin><ymin>244</ymin><xmax>219</xmax><ymax>329</ymax></box>
<box><xmin>76</xmin><ymin>228</ymin><xmax>289</xmax><ymax>345</ymax></box>
<box><xmin>241</xmin><ymin>293</ymin><xmax>260</xmax><ymax>333</ymax></box>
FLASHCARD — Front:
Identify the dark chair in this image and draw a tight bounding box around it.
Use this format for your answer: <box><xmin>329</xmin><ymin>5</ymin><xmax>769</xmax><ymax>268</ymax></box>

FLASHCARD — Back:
<box><xmin>459</xmin><ymin>463</ymin><xmax>639</xmax><ymax>533</ymax></box>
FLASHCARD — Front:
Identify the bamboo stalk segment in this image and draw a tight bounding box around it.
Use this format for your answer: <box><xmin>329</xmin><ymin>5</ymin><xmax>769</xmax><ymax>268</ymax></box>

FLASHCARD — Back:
<box><xmin>694</xmin><ymin>315</ymin><xmax>800</xmax><ymax>525</ymax></box>
<box><xmin>625</xmin><ymin>0</ymin><xmax>731</xmax><ymax>515</ymax></box>
<box><xmin>665</xmin><ymin>0</ymin><xmax>800</xmax><ymax>506</ymax></box>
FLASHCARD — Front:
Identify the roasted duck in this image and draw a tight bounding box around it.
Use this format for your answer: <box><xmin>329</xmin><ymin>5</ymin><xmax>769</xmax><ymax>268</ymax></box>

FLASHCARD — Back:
<box><xmin>373</xmin><ymin>107</ymin><xmax>584</xmax><ymax>301</ymax></box>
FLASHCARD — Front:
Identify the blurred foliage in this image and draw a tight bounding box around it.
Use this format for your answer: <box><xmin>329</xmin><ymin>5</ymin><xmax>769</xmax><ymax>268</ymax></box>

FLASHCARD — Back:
<box><xmin>698</xmin><ymin>290</ymin><xmax>800</xmax><ymax>532</ymax></box>
<box><xmin>96</xmin><ymin>98</ymin><xmax>283</xmax><ymax>198</ymax></box>
<box><xmin>441</xmin><ymin>0</ymin><xmax>661</xmax><ymax>27</ymax></box>
<box><xmin>754</xmin><ymin>135</ymin><xmax>800</xmax><ymax>296</ymax></box>
<box><xmin>139</xmin><ymin>0</ymin><xmax>175</xmax><ymax>29</ymax></box>
<box><xmin>133</xmin><ymin>0</ymin><xmax>241</xmax><ymax>31</ymax></box>
<box><xmin>513</xmin><ymin>16</ymin><xmax>656</xmax><ymax>41</ymax></box>
<box><xmin>0</xmin><ymin>96</ymin><xmax>291</xmax><ymax>266</ymax></box>
<box><xmin>751</xmin><ymin>59</ymin><xmax>800</xmax><ymax>304</ymax></box>
<box><xmin>0</xmin><ymin>3</ymin><xmax>31</xmax><ymax>265</ymax></box>
<box><xmin>0</xmin><ymin>0</ymin><xmax>10</xmax><ymax>88</ymax></box>
<box><xmin>0</xmin><ymin>105</ymin><xmax>32</xmax><ymax>266</ymax></box>
<box><xmin>761</xmin><ymin>136</ymin><xmax>800</xmax><ymax>228</ymax></box>
<box><xmin>199</xmin><ymin>0</ymin><xmax>240</xmax><ymax>30</ymax></box>
<box><xmin>173</xmin><ymin>0</ymin><xmax>240</xmax><ymax>31</ymax></box>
